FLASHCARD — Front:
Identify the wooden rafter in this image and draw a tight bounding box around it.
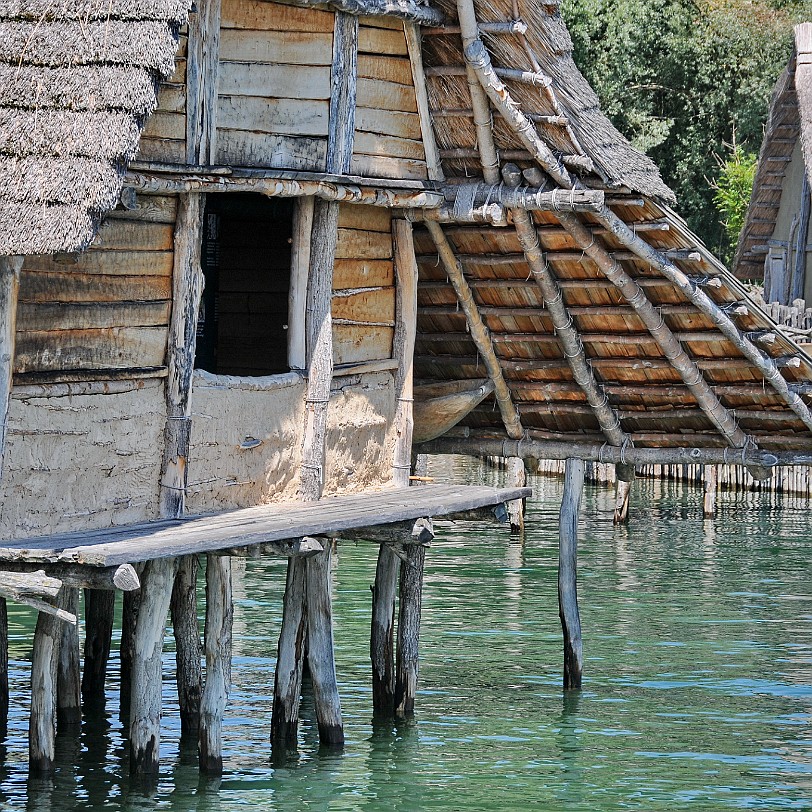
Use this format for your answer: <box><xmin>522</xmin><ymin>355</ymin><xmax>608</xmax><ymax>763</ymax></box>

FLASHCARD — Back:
<box><xmin>424</xmin><ymin>221</ymin><xmax>522</xmax><ymax>440</ymax></box>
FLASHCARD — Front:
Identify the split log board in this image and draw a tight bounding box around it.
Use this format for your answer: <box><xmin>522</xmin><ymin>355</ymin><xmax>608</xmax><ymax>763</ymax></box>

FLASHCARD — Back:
<box><xmin>0</xmin><ymin>484</ymin><xmax>533</xmax><ymax>567</ymax></box>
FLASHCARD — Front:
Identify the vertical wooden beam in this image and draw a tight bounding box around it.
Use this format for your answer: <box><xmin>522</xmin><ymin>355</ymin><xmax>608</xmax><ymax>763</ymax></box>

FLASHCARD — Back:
<box><xmin>559</xmin><ymin>458</ymin><xmax>584</xmax><ymax>691</ymax></box>
<box><xmin>404</xmin><ymin>23</ymin><xmax>445</xmax><ymax>183</ymax></box>
<box><xmin>792</xmin><ymin>174</ymin><xmax>811</xmax><ymax>303</ymax></box>
<box><xmin>0</xmin><ymin>598</ymin><xmax>7</xmax><ymax>743</ymax></box>
<box><xmin>199</xmin><ymin>554</ymin><xmax>232</xmax><ymax>773</ymax></box>
<box><xmin>326</xmin><ymin>12</ymin><xmax>358</xmax><ymax>176</ymax></box>
<box><xmin>129</xmin><ymin>558</ymin><xmax>176</xmax><ymax>779</ymax></box>
<box><xmin>160</xmin><ymin>192</ymin><xmax>205</xmax><ymax>518</ymax></box>
<box><xmin>119</xmin><ymin>566</ymin><xmax>142</xmax><ymax>729</ymax></box>
<box><xmin>703</xmin><ymin>464</ymin><xmax>718</xmax><ymax>518</ymax></box>
<box><xmin>0</xmin><ymin>256</ymin><xmax>23</xmax><ymax>480</ymax></box>
<box><xmin>506</xmin><ymin>456</ymin><xmax>526</xmax><ymax>533</ymax></box>
<box><xmin>82</xmin><ymin>589</ymin><xmax>115</xmax><ymax>711</ymax></box>
<box><xmin>613</xmin><ymin>477</ymin><xmax>631</xmax><ymax>525</ymax></box>
<box><xmin>305</xmin><ymin>547</ymin><xmax>343</xmax><ymax>746</ymax></box>
<box><xmin>56</xmin><ymin>588</ymin><xmax>81</xmax><ymax>729</ymax></box>
<box><xmin>288</xmin><ymin>197</ymin><xmax>314</xmax><ymax>372</ymax></box>
<box><xmin>370</xmin><ymin>548</ymin><xmax>399</xmax><ymax>717</ymax></box>
<box><xmin>394</xmin><ymin>544</ymin><xmax>425</xmax><ymax>718</ymax></box>
<box><xmin>271</xmin><ymin>557</ymin><xmax>307</xmax><ymax>758</ymax></box>
<box><xmin>186</xmin><ymin>0</ymin><xmax>221</xmax><ymax>166</ymax></box>
<box><xmin>171</xmin><ymin>555</ymin><xmax>202</xmax><ymax>737</ymax></box>
<box><xmin>29</xmin><ymin>586</ymin><xmax>70</xmax><ymax>775</ymax></box>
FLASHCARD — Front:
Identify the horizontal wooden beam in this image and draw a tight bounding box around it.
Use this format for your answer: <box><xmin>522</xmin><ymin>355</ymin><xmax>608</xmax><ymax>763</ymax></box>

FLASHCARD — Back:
<box><xmin>419</xmin><ymin>435</ymin><xmax>812</xmax><ymax>467</ymax></box>
<box><xmin>328</xmin><ymin>518</ymin><xmax>434</xmax><ymax>544</ymax></box>
<box><xmin>0</xmin><ymin>563</ymin><xmax>139</xmax><ymax>591</ymax></box>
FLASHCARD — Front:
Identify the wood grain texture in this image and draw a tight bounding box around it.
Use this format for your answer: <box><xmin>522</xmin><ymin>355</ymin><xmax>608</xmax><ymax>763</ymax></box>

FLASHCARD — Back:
<box><xmin>0</xmin><ymin>257</ymin><xmax>22</xmax><ymax>479</ymax></box>
<box><xmin>171</xmin><ymin>555</ymin><xmax>202</xmax><ymax>736</ymax></box>
<box><xmin>394</xmin><ymin>543</ymin><xmax>425</xmax><ymax>718</ymax></box>
<box><xmin>371</xmin><ymin>545</ymin><xmax>399</xmax><ymax>716</ymax></box>
<box><xmin>81</xmin><ymin>589</ymin><xmax>115</xmax><ymax>709</ymax></box>
<box><xmin>559</xmin><ymin>459</ymin><xmax>583</xmax><ymax>691</ymax></box>
<box><xmin>186</xmin><ymin>0</ymin><xmax>221</xmax><ymax>164</ymax></box>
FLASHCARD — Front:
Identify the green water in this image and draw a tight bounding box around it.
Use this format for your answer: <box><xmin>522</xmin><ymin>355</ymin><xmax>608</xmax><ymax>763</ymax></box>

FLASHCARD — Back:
<box><xmin>1</xmin><ymin>457</ymin><xmax>812</xmax><ymax>810</ymax></box>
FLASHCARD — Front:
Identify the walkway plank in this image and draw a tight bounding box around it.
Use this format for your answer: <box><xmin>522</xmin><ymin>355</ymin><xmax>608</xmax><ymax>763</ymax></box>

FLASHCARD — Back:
<box><xmin>0</xmin><ymin>485</ymin><xmax>531</xmax><ymax>567</ymax></box>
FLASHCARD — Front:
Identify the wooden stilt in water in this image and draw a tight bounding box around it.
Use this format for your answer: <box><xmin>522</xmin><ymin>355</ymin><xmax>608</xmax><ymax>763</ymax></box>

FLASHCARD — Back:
<box><xmin>613</xmin><ymin>463</ymin><xmax>634</xmax><ymax>525</ymax></box>
<box><xmin>559</xmin><ymin>458</ymin><xmax>584</xmax><ymax>691</ymax></box>
<box><xmin>119</xmin><ymin>565</ymin><xmax>143</xmax><ymax>729</ymax></box>
<box><xmin>129</xmin><ymin>558</ymin><xmax>176</xmax><ymax>779</ymax></box>
<box><xmin>370</xmin><ymin>546</ymin><xmax>399</xmax><ymax>717</ymax></box>
<box><xmin>0</xmin><ymin>598</ymin><xmax>7</xmax><ymax>743</ymax></box>
<box><xmin>57</xmin><ymin>588</ymin><xmax>81</xmax><ymax>729</ymax></box>
<box><xmin>171</xmin><ymin>554</ymin><xmax>202</xmax><ymax>737</ymax></box>
<box><xmin>703</xmin><ymin>465</ymin><xmax>718</xmax><ymax>518</ymax></box>
<box><xmin>82</xmin><ymin>589</ymin><xmax>115</xmax><ymax>711</ymax></box>
<box><xmin>271</xmin><ymin>557</ymin><xmax>307</xmax><ymax>758</ymax></box>
<box><xmin>305</xmin><ymin>547</ymin><xmax>344</xmax><ymax>746</ymax></box>
<box><xmin>30</xmin><ymin>586</ymin><xmax>70</xmax><ymax>775</ymax></box>
<box><xmin>394</xmin><ymin>544</ymin><xmax>426</xmax><ymax>718</ymax></box>
<box><xmin>199</xmin><ymin>554</ymin><xmax>232</xmax><ymax>773</ymax></box>
<box><xmin>506</xmin><ymin>456</ymin><xmax>526</xmax><ymax>534</ymax></box>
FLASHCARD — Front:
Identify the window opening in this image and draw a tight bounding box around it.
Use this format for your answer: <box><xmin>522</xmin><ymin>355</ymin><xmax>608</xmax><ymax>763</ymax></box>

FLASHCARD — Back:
<box><xmin>195</xmin><ymin>193</ymin><xmax>294</xmax><ymax>376</ymax></box>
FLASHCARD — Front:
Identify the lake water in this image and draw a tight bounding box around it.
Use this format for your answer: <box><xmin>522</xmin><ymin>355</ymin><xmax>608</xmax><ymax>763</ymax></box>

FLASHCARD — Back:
<box><xmin>1</xmin><ymin>456</ymin><xmax>811</xmax><ymax>810</ymax></box>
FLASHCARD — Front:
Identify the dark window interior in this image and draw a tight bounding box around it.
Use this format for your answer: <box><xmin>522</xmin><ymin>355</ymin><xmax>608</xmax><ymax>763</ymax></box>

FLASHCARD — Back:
<box><xmin>195</xmin><ymin>194</ymin><xmax>294</xmax><ymax>376</ymax></box>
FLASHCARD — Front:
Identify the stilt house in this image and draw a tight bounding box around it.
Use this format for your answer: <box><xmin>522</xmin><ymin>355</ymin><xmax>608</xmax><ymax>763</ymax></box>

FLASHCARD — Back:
<box><xmin>736</xmin><ymin>22</ymin><xmax>812</xmax><ymax>304</ymax></box>
<box><xmin>2</xmin><ymin>0</ymin><xmax>812</xmax><ymax>782</ymax></box>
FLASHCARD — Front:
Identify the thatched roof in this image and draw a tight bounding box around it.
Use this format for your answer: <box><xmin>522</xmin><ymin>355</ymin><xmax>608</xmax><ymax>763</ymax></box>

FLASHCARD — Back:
<box><xmin>735</xmin><ymin>23</ymin><xmax>812</xmax><ymax>281</ymax></box>
<box><xmin>0</xmin><ymin>0</ymin><xmax>190</xmax><ymax>255</ymax></box>
<box><xmin>414</xmin><ymin>2</ymin><xmax>812</xmax><ymax>456</ymax></box>
<box><xmin>424</xmin><ymin>0</ymin><xmax>675</xmax><ymax>201</ymax></box>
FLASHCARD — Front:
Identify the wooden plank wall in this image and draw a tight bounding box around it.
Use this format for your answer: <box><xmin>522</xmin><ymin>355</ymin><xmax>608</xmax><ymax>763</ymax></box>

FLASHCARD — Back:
<box><xmin>215</xmin><ymin>0</ymin><xmax>334</xmax><ymax>170</ymax></box>
<box><xmin>352</xmin><ymin>16</ymin><xmax>427</xmax><ymax>181</ymax></box>
<box><xmin>15</xmin><ymin>195</ymin><xmax>176</xmax><ymax>376</ymax></box>
<box><xmin>333</xmin><ymin>205</ymin><xmax>395</xmax><ymax>364</ymax></box>
<box><xmin>136</xmin><ymin>28</ymin><xmax>188</xmax><ymax>163</ymax></box>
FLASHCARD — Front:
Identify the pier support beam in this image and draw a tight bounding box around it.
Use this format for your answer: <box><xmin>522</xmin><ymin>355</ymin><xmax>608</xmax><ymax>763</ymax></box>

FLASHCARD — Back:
<box><xmin>306</xmin><ymin>546</ymin><xmax>344</xmax><ymax>746</ymax></box>
<box><xmin>559</xmin><ymin>459</ymin><xmax>584</xmax><ymax>691</ymax></box>
<box><xmin>394</xmin><ymin>544</ymin><xmax>426</xmax><ymax>717</ymax></box>
<box><xmin>172</xmin><ymin>555</ymin><xmax>202</xmax><ymax>737</ymax></box>
<box><xmin>199</xmin><ymin>554</ymin><xmax>232</xmax><ymax>773</ymax></box>
<box><xmin>370</xmin><ymin>546</ymin><xmax>399</xmax><ymax>716</ymax></box>
<box><xmin>57</xmin><ymin>588</ymin><xmax>81</xmax><ymax>729</ymax></box>
<box><xmin>506</xmin><ymin>456</ymin><xmax>526</xmax><ymax>533</ymax></box>
<box><xmin>0</xmin><ymin>598</ymin><xmax>7</xmax><ymax>743</ymax></box>
<box><xmin>129</xmin><ymin>558</ymin><xmax>176</xmax><ymax>779</ymax></box>
<box><xmin>703</xmin><ymin>465</ymin><xmax>718</xmax><ymax>518</ymax></box>
<box><xmin>271</xmin><ymin>557</ymin><xmax>308</xmax><ymax>758</ymax></box>
<box><xmin>82</xmin><ymin>589</ymin><xmax>115</xmax><ymax>711</ymax></box>
<box><xmin>29</xmin><ymin>586</ymin><xmax>70</xmax><ymax>775</ymax></box>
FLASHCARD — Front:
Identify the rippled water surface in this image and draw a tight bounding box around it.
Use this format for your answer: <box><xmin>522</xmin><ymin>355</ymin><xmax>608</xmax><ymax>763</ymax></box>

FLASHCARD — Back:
<box><xmin>2</xmin><ymin>457</ymin><xmax>812</xmax><ymax>810</ymax></box>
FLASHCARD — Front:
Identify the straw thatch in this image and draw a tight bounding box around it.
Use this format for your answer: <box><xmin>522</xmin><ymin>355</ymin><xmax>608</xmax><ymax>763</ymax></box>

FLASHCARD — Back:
<box><xmin>735</xmin><ymin>23</ymin><xmax>812</xmax><ymax>283</ymax></box>
<box><xmin>0</xmin><ymin>1</ymin><xmax>190</xmax><ymax>255</ymax></box>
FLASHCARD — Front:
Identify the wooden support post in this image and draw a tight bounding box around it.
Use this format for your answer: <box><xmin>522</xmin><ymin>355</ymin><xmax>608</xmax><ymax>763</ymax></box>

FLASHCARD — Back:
<box><xmin>394</xmin><ymin>544</ymin><xmax>426</xmax><ymax>718</ymax></box>
<box><xmin>506</xmin><ymin>456</ymin><xmax>526</xmax><ymax>534</ymax></box>
<box><xmin>613</xmin><ymin>478</ymin><xmax>631</xmax><ymax>525</ymax></box>
<box><xmin>171</xmin><ymin>555</ymin><xmax>202</xmax><ymax>737</ymax></box>
<box><xmin>199</xmin><ymin>554</ymin><xmax>232</xmax><ymax>773</ymax></box>
<box><xmin>29</xmin><ymin>586</ymin><xmax>70</xmax><ymax>775</ymax></box>
<box><xmin>186</xmin><ymin>0</ymin><xmax>221</xmax><ymax>166</ymax></box>
<box><xmin>82</xmin><ymin>589</ymin><xmax>115</xmax><ymax>710</ymax></box>
<box><xmin>370</xmin><ymin>546</ymin><xmax>399</xmax><ymax>717</ymax></box>
<box><xmin>56</xmin><ymin>588</ymin><xmax>81</xmax><ymax>729</ymax></box>
<box><xmin>0</xmin><ymin>598</ymin><xmax>7</xmax><ymax>743</ymax></box>
<box><xmin>559</xmin><ymin>459</ymin><xmax>584</xmax><ymax>691</ymax></box>
<box><xmin>0</xmin><ymin>256</ymin><xmax>23</xmax><ymax>480</ymax></box>
<box><xmin>119</xmin><ymin>567</ymin><xmax>142</xmax><ymax>729</ymax></box>
<box><xmin>703</xmin><ymin>465</ymin><xmax>718</xmax><ymax>518</ymax></box>
<box><xmin>129</xmin><ymin>558</ymin><xmax>176</xmax><ymax>779</ymax></box>
<box><xmin>271</xmin><ymin>557</ymin><xmax>307</xmax><ymax>758</ymax></box>
<box><xmin>305</xmin><ymin>547</ymin><xmax>343</xmax><ymax>746</ymax></box>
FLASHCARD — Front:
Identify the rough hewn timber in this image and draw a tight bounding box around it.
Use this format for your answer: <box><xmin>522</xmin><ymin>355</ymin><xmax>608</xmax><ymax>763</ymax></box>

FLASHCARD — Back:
<box><xmin>559</xmin><ymin>459</ymin><xmax>583</xmax><ymax>691</ymax></box>
<box><xmin>394</xmin><ymin>543</ymin><xmax>425</xmax><ymax>717</ymax></box>
<box><xmin>82</xmin><ymin>589</ymin><xmax>115</xmax><ymax>709</ymax></box>
<box><xmin>0</xmin><ymin>256</ymin><xmax>23</xmax><ymax>479</ymax></box>
<box><xmin>56</xmin><ymin>588</ymin><xmax>81</xmax><ymax>729</ymax></box>
<box><xmin>171</xmin><ymin>555</ymin><xmax>202</xmax><ymax>737</ymax></box>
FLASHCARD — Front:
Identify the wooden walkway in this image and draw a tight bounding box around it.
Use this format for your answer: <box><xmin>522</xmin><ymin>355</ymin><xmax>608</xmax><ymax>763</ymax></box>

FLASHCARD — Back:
<box><xmin>0</xmin><ymin>484</ymin><xmax>531</xmax><ymax>566</ymax></box>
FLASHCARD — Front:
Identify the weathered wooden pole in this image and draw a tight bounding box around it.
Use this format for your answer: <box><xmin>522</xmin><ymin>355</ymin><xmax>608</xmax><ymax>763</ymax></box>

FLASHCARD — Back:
<box><xmin>171</xmin><ymin>555</ymin><xmax>202</xmax><ymax>737</ymax></box>
<box><xmin>0</xmin><ymin>255</ymin><xmax>23</xmax><ymax>480</ymax></box>
<box><xmin>394</xmin><ymin>544</ymin><xmax>426</xmax><ymax>718</ymax></box>
<box><xmin>56</xmin><ymin>588</ymin><xmax>81</xmax><ymax>729</ymax></box>
<box><xmin>370</xmin><ymin>548</ymin><xmax>399</xmax><ymax>717</ymax></box>
<box><xmin>613</xmin><ymin>464</ymin><xmax>635</xmax><ymax>525</ymax></box>
<box><xmin>506</xmin><ymin>456</ymin><xmax>526</xmax><ymax>534</ymax></box>
<box><xmin>0</xmin><ymin>597</ymin><xmax>7</xmax><ymax>742</ymax></box>
<box><xmin>29</xmin><ymin>587</ymin><xmax>70</xmax><ymax>775</ymax></box>
<box><xmin>199</xmin><ymin>554</ymin><xmax>232</xmax><ymax>773</ymax></box>
<box><xmin>703</xmin><ymin>465</ymin><xmax>718</xmax><ymax>518</ymax></box>
<box><xmin>305</xmin><ymin>546</ymin><xmax>343</xmax><ymax>746</ymax></box>
<box><xmin>82</xmin><ymin>589</ymin><xmax>115</xmax><ymax>710</ymax></box>
<box><xmin>271</xmin><ymin>557</ymin><xmax>307</xmax><ymax>757</ymax></box>
<box><xmin>129</xmin><ymin>558</ymin><xmax>177</xmax><ymax>779</ymax></box>
<box><xmin>119</xmin><ymin>569</ymin><xmax>142</xmax><ymax>729</ymax></box>
<box><xmin>559</xmin><ymin>459</ymin><xmax>584</xmax><ymax>691</ymax></box>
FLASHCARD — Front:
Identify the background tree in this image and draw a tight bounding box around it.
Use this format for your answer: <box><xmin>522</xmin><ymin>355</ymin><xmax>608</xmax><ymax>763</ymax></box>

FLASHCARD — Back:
<box><xmin>562</xmin><ymin>0</ymin><xmax>812</xmax><ymax>261</ymax></box>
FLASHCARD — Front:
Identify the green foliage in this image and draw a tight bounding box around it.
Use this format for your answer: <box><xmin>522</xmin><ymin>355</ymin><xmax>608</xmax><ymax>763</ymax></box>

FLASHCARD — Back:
<box><xmin>711</xmin><ymin>141</ymin><xmax>758</xmax><ymax>262</ymax></box>
<box><xmin>561</xmin><ymin>0</ymin><xmax>812</xmax><ymax>260</ymax></box>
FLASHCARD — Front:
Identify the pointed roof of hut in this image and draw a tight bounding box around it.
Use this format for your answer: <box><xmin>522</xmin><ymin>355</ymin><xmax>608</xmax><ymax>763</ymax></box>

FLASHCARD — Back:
<box><xmin>734</xmin><ymin>23</ymin><xmax>812</xmax><ymax>281</ymax></box>
<box><xmin>0</xmin><ymin>0</ymin><xmax>191</xmax><ymax>255</ymax></box>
